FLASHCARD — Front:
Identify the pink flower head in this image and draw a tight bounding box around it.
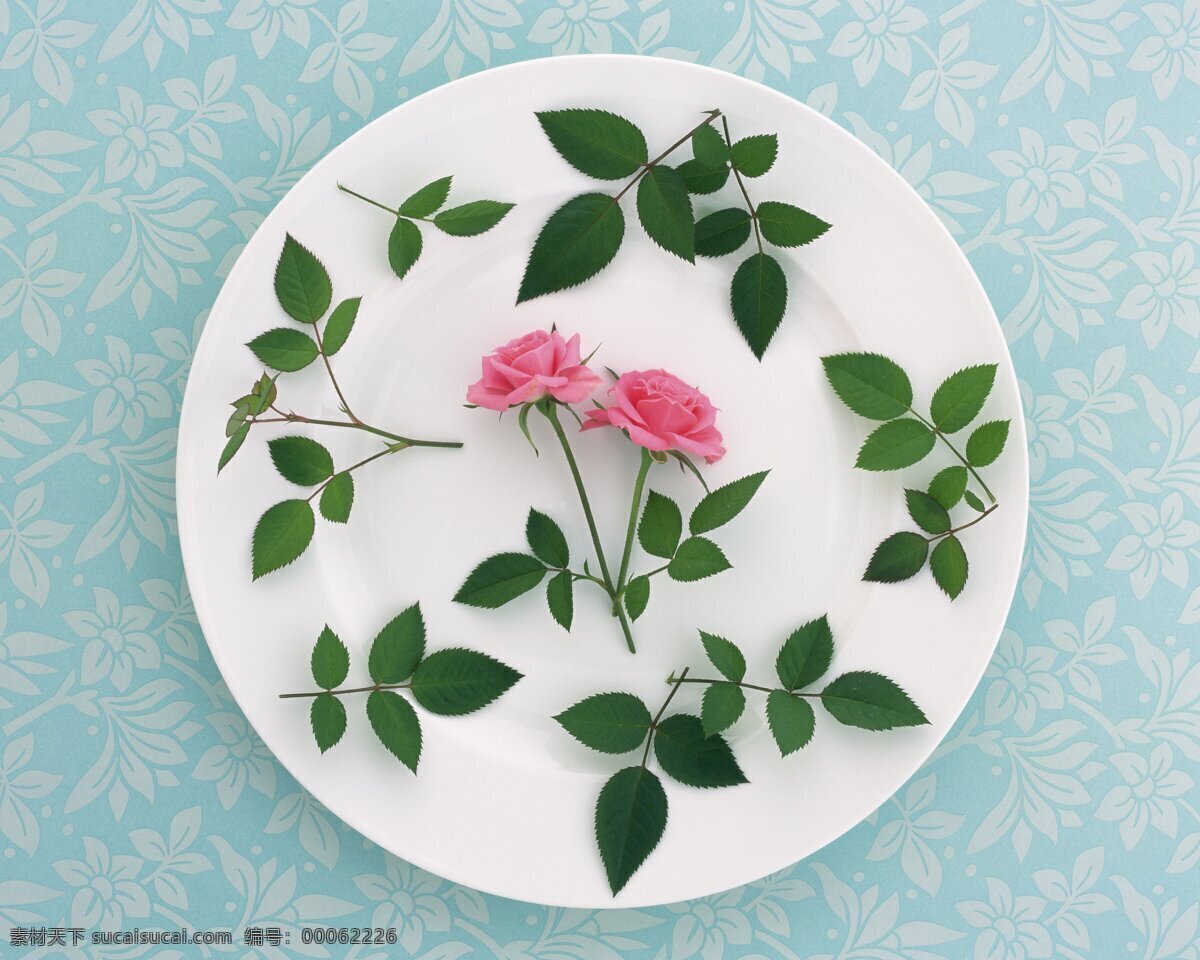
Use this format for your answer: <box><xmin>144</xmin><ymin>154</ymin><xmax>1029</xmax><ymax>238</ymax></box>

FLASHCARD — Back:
<box><xmin>466</xmin><ymin>329</ymin><xmax>603</xmax><ymax>411</ymax></box>
<box><xmin>583</xmin><ymin>369</ymin><xmax>726</xmax><ymax>464</ymax></box>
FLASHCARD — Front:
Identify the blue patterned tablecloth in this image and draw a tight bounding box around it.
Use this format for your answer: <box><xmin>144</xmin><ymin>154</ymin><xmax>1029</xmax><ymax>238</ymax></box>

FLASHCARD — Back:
<box><xmin>1</xmin><ymin>0</ymin><xmax>1198</xmax><ymax>956</ymax></box>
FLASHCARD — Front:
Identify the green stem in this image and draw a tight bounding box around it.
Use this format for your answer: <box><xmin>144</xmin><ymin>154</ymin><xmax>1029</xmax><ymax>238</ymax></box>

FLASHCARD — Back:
<box><xmin>279</xmin><ymin>681</ymin><xmax>408</xmax><ymax>699</ymax></box>
<box><xmin>611</xmin><ymin>111</ymin><xmax>722</xmax><ymax>205</ymax></box>
<box><xmin>642</xmin><ymin>667</ymin><xmax>689</xmax><ymax>767</ymax></box>
<box><xmin>306</xmin><ymin>446</ymin><xmax>394</xmax><ymax>502</ymax></box>
<box><xmin>910</xmin><ymin>410</ymin><xmax>997</xmax><ymax>503</ymax></box>
<box><xmin>254</xmin><ymin>412</ymin><xmax>462</xmax><ymax>449</ymax></box>
<box><xmin>720</xmin><ymin>116</ymin><xmax>763</xmax><ymax>255</ymax></box>
<box><xmin>667</xmin><ymin>676</ymin><xmax>822</xmax><ymax>699</ymax></box>
<box><xmin>337</xmin><ymin>184</ymin><xmax>399</xmax><ymax>216</ymax></box>
<box><xmin>616</xmin><ymin>449</ymin><xmax>653</xmax><ymax>595</ymax></box>
<box><xmin>930</xmin><ymin>503</ymin><xmax>999</xmax><ymax>540</ymax></box>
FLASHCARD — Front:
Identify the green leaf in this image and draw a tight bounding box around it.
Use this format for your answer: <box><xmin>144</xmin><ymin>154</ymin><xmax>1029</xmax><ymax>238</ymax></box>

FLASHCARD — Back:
<box><xmin>678</xmin><ymin>159</ymin><xmax>728</xmax><ymax>195</ymax></box>
<box><xmin>555</xmin><ymin>692</ymin><xmax>652</xmax><ymax>754</ymax></box>
<box><xmin>517</xmin><ymin>401</ymin><xmax>539</xmax><ymax>456</ymax></box>
<box><xmin>931</xmin><ymin>535</ymin><xmax>969</xmax><ymax>600</ymax></box>
<box><xmin>701</xmin><ymin>683</ymin><xmax>745</xmax><ymax>737</ymax></box>
<box><xmin>821</xmin><ymin>672</ymin><xmax>928</xmax><ymax>730</ymax></box>
<box><xmin>964</xmin><ymin>489</ymin><xmax>986</xmax><ymax>512</ymax></box>
<box><xmin>691</xmin><ymin>122</ymin><xmax>728</xmax><ymax>169</ymax></box>
<box><xmin>863</xmin><ymin>532</ymin><xmax>928</xmax><ymax>584</ymax></box>
<box><xmin>247</xmin><ymin>328</ymin><xmax>319</xmax><ymax>372</ymax></box>
<box><xmin>595</xmin><ymin>766</ymin><xmax>667</xmax><ymax>895</ymax></box>
<box><xmin>653</xmin><ymin>714</ymin><xmax>747</xmax><ymax>788</ymax></box>
<box><xmin>700</xmin><ymin>631</ymin><xmax>746</xmax><ymax>681</ymax></box>
<box><xmin>366</xmin><ymin>690</ymin><xmax>422</xmax><ymax>772</ymax></box>
<box><xmin>547</xmin><ymin>570</ymin><xmax>574</xmax><ymax>631</ymax></box>
<box><xmin>930</xmin><ymin>364</ymin><xmax>997</xmax><ymax>433</ymax></box>
<box><xmin>322</xmin><ymin>297</ymin><xmax>359</xmax><ymax>356</ymax></box>
<box><xmin>638</xmin><ymin>490</ymin><xmax>682</xmax><ymax>559</ymax></box>
<box><xmin>636</xmin><ymin>165</ymin><xmax>694</xmax><ymax>262</ymax></box>
<box><xmin>536</xmin><ymin>109</ymin><xmax>648</xmax><ymax>179</ymax></box>
<box><xmin>388</xmin><ymin>217</ymin><xmax>422</xmax><ymax>279</ymax></box>
<box><xmin>399</xmin><ymin>175</ymin><xmax>452</xmax><ymax>217</ymax></box>
<box><xmin>319</xmin><ymin>471</ymin><xmax>354</xmax><ymax>523</ymax></box>
<box><xmin>268</xmin><ymin>435</ymin><xmax>334</xmax><ymax>486</ymax></box>
<box><xmin>667</xmin><ymin>536</ymin><xmax>731</xmax><ymax>581</ymax></box>
<box><xmin>434</xmin><ymin>200</ymin><xmax>514</xmax><ymax>237</ymax></box>
<box><xmin>731</xmin><ymin>252</ymin><xmax>787</xmax><ymax>360</ymax></box>
<box><xmin>730</xmin><ymin>134</ymin><xmax>777</xmax><ymax>177</ymax></box>
<box><xmin>689</xmin><ymin>471</ymin><xmax>768</xmax><ymax>534</ymax></box>
<box><xmin>928</xmin><ymin>466</ymin><xmax>968</xmax><ymax>510</ymax></box>
<box><xmin>311</xmin><ymin>694</ymin><xmax>346</xmax><ymax>754</ymax></box>
<box><xmin>218</xmin><ymin>423</ymin><xmax>249</xmax><ymax>473</ymax></box>
<box><xmin>776</xmin><ymin>615</ymin><xmax>834</xmax><ymax>691</ymax></box>
<box><xmin>247</xmin><ymin>373</ymin><xmax>278</xmax><ymax>415</ymax></box>
<box><xmin>252</xmin><ymin>500</ymin><xmax>315</xmax><ymax>579</ymax></box>
<box><xmin>765</xmin><ymin>691</ymin><xmax>815</xmax><ymax>756</ymax></box>
<box><xmin>756</xmin><ymin>201</ymin><xmax>831</xmax><ymax>248</ymax></box>
<box><xmin>695</xmin><ymin>208</ymin><xmax>752</xmax><ymax>258</ymax></box>
<box><xmin>905</xmin><ymin>489</ymin><xmax>951</xmax><ymax>535</ymax></box>
<box><xmin>526</xmin><ymin>509</ymin><xmax>569</xmax><ymax>567</ymax></box>
<box><xmin>275</xmin><ymin>234</ymin><xmax>332</xmax><ymax>323</ymax></box>
<box><xmin>820</xmin><ymin>353</ymin><xmax>913</xmax><ymax>420</ymax></box>
<box><xmin>966</xmin><ymin>419</ymin><xmax>1009</xmax><ymax>466</ymax></box>
<box><xmin>624</xmin><ymin>576</ymin><xmax>650</xmax><ymax>621</ymax></box>
<box><xmin>368</xmin><ymin>604</ymin><xmax>425</xmax><ymax>684</ymax></box>
<box><xmin>410</xmin><ymin>648</ymin><xmax>522</xmax><ymax>716</ymax></box>
<box><xmin>855</xmin><ymin>418</ymin><xmax>936</xmax><ymax>471</ymax></box>
<box><xmin>517</xmin><ymin>193</ymin><xmax>625</xmax><ymax>302</ymax></box>
<box><xmin>311</xmin><ymin>625</ymin><xmax>349</xmax><ymax>689</ymax></box>
<box><xmin>453</xmin><ymin>553</ymin><xmax>547</xmax><ymax>608</ymax></box>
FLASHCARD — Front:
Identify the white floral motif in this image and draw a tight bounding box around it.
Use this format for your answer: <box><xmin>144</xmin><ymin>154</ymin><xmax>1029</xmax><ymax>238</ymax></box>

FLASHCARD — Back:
<box><xmin>1096</xmin><ymin>743</ymin><xmax>1194</xmax><ymax>847</ymax></box>
<box><xmin>353</xmin><ymin>858</ymin><xmax>452</xmax><ymax>953</ymax></box>
<box><xmin>1106</xmin><ymin>492</ymin><xmax>1200</xmax><ymax>597</ymax></box>
<box><xmin>226</xmin><ymin>0</ymin><xmax>316</xmax><ymax>58</ymax></box>
<box><xmin>74</xmin><ymin>336</ymin><xmax>173</xmax><ymax>441</ymax></box>
<box><xmin>86</xmin><ymin>87</ymin><xmax>183</xmax><ymax>189</ymax></box>
<box><xmin>984</xmin><ymin>630</ymin><xmax>1064</xmax><ymax>733</ymax></box>
<box><xmin>828</xmin><ymin>0</ymin><xmax>927</xmax><ymax>86</ymax></box>
<box><xmin>191</xmin><ymin>712</ymin><xmax>276</xmax><ymax>809</ymax></box>
<box><xmin>528</xmin><ymin>0</ymin><xmax>629</xmax><ymax>54</ymax></box>
<box><xmin>64</xmin><ymin>587</ymin><xmax>160</xmax><ymax>692</ymax></box>
<box><xmin>990</xmin><ymin>129</ymin><xmax>1085</xmax><ymax>230</ymax></box>
<box><xmin>957</xmin><ymin>877</ymin><xmax>1052</xmax><ymax>960</ymax></box>
<box><xmin>52</xmin><ymin>836</ymin><xmax>150</xmax><ymax>928</ymax></box>
<box><xmin>1118</xmin><ymin>243</ymin><xmax>1200</xmax><ymax>348</ymax></box>
<box><xmin>1128</xmin><ymin>1</ymin><xmax>1200</xmax><ymax>99</ymax></box>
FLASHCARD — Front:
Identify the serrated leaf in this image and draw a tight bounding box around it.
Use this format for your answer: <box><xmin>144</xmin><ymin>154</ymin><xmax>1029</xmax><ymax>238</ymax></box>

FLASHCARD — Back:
<box><xmin>638</xmin><ymin>490</ymin><xmax>682</xmax><ymax>559</ymax></box>
<box><xmin>864</xmin><ymin>532</ymin><xmax>929</xmax><ymax>583</ymax></box>
<box><xmin>368</xmin><ymin>604</ymin><xmax>425</xmax><ymax>684</ymax></box>
<box><xmin>690</xmin><ymin>471</ymin><xmax>768</xmax><ymax>534</ymax></box>
<box><xmin>434</xmin><ymin>200</ymin><xmax>514</xmax><ymax>237</ymax></box>
<box><xmin>667</xmin><ymin>536</ymin><xmax>730</xmax><ymax>581</ymax></box>
<box><xmin>311</xmin><ymin>694</ymin><xmax>346</xmax><ymax>754</ymax></box>
<box><xmin>252</xmin><ymin>499</ymin><xmax>315</xmax><ymax>579</ymax></box>
<box><xmin>624</xmin><ymin>575</ymin><xmax>650</xmax><ymax>621</ymax></box>
<box><xmin>247</xmin><ymin>327</ymin><xmax>319</xmax><ymax>372</ymax></box>
<box><xmin>756</xmin><ymin>201</ymin><xmax>831</xmax><ymax>247</ymax></box>
<box><xmin>695</xmin><ymin>208</ymin><xmax>752</xmax><ymax>258</ymax></box>
<box><xmin>388</xmin><ymin>217</ymin><xmax>422</xmax><ymax>279</ymax></box>
<box><xmin>653</xmin><ymin>714</ymin><xmax>747</xmax><ymax>788</ymax></box>
<box><xmin>691</xmin><ymin>122</ymin><xmax>728</xmax><ymax>169</ymax></box>
<box><xmin>930</xmin><ymin>364</ymin><xmax>997</xmax><ymax>433</ymax></box>
<box><xmin>453</xmin><ymin>553</ymin><xmax>547</xmax><ymax>608</ymax></box>
<box><xmin>766</xmin><ymin>690</ymin><xmax>815</xmax><ymax>756</ymax></box>
<box><xmin>699</xmin><ymin>631</ymin><xmax>746</xmax><ymax>682</ymax></box>
<box><xmin>701</xmin><ymin>683</ymin><xmax>745</xmax><ymax>737</ymax></box>
<box><xmin>555</xmin><ymin>692</ymin><xmax>652</xmax><ymax>754</ymax></box>
<box><xmin>931</xmin><ymin>535</ymin><xmax>968</xmax><ymax>599</ymax></box>
<box><xmin>536</xmin><ymin>108</ymin><xmax>648</xmax><ymax>179</ymax></box>
<box><xmin>275</xmin><ymin>234</ymin><xmax>331</xmax><ymax>323</ymax></box>
<box><xmin>547</xmin><ymin>570</ymin><xmax>574</xmax><ymax>631</ymax></box>
<box><xmin>928</xmin><ymin>466</ymin><xmax>968</xmax><ymax>509</ymax></box>
<box><xmin>399</xmin><ymin>175</ymin><xmax>452</xmax><ymax>217</ymax></box>
<box><xmin>319</xmin><ymin>471</ymin><xmax>353</xmax><ymax>523</ymax></box>
<box><xmin>218</xmin><ymin>423</ymin><xmax>249</xmax><ymax>473</ymax></box>
<box><xmin>595</xmin><ymin>766</ymin><xmax>667</xmax><ymax>895</ymax></box>
<box><xmin>730</xmin><ymin>134</ymin><xmax>777</xmax><ymax>177</ymax></box>
<box><xmin>268</xmin><ymin>435</ymin><xmax>334</xmax><ymax>486</ymax></box>
<box><xmin>821</xmin><ymin>353</ymin><xmax>913</xmax><ymax>420</ymax></box>
<box><xmin>366</xmin><ymin>690</ymin><xmax>421</xmax><ymax>772</ymax></box>
<box><xmin>731</xmin><ymin>252</ymin><xmax>786</xmax><ymax>359</ymax></box>
<box><xmin>905</xmin><ymin>489</ymin><xmax>951</xmax><ymax>534</ymax></box>
<box><xmin>856</xmin><ymin>418</ymin><xmax>935</xmax><ymax>471</ymax></box>
<box><xmin>821</xmin><ymin>672</ymin><xmax>928</xmax><ymax>730</ymax></box>
<box><xmin>322</xmin><ymin>297</ymin><xmax>359</xmax><ymax>356</ymax></box>
<box><xmin>966</xmin><ymin>419</ymin><xmax>1009</xmax><ymax>466</ymax></box>
<box><xmin>776</xmin><ymin>615</ymin><xmax>834</xmax><ymax>690</ymax></box>
<box><xmin>526</xmin><ymin>509</ymin><xmax>569</xmax><ymax>567</ymax></box>
<box><xmin>518</xmin><ymin>193</ymin><xmax>625</xmax><ymax>302</ymax></box>
<box><xmin>410</xmin><ymin>648</ymin><xmax>522</xmax><ymax>716</ymax></box>
<box><xmin>636</xmin><ymin>165</ymin><xmax>694</xmax><ymax>262</ymax></box>
<box><xmin>311</xmin><ymin>626</ymin><xmax>349</xmax><ymax>689</ymax></box>
<box><xmin>964</xmin><ymin>489</ymin><xmax>986</xmax><ymax>512</ymax></box>
<box><xmin>678</xmin><ymin>158</ymin><xmax>728</xmax><ymax>195</ymax></box>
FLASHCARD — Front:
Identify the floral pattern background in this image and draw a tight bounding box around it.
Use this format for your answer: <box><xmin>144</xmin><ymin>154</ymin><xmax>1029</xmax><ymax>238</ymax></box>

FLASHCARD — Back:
<box><xmin>0</xmin><ymin>0</ymin><xmax>1198</xmax><ymax>956</ymax></box>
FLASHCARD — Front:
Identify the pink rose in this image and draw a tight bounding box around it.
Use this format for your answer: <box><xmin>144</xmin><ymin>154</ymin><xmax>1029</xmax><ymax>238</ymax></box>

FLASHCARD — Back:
<box><xmin>582</xmin><ymin>369</ymin><xmax>726</xmax><ymax>464</ymax></box>
<box><xmin>466</xmin><ymin>329</ymin><xmax>603</xmax><ymax>411</ymax></box>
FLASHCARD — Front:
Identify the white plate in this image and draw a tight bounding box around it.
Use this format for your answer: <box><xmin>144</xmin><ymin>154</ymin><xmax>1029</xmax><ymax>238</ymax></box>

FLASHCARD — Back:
<box><xmin>178</xmin><ymin>55</ymin><xmax>1028</xmax><ymax>908</ymax></box>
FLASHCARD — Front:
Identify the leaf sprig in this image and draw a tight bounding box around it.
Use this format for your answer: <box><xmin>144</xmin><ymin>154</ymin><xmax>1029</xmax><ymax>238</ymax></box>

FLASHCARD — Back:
<box><xmin>280</xmin><ymin>603</ymin><xmax>522</xmax><ymax>772</ymax></box>
<box><xmin>821</xmin><ymin>353</ymin><xmax>1009</xmax><ymax>599</ymax></box>
<box><xmin>221</xmin><ymin>234</ymin><xmax>463</xmax><ymax>580</ymax></box>
<box><xmin>521</xmin><ymin>108</ymin><xmax>830</xmax><ymax>359</ymax></box>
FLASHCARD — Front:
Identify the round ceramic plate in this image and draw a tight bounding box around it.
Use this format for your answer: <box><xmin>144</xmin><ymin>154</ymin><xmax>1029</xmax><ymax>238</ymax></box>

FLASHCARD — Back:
<box><xmin>177</xmin><ymin>55</ymin><xmax>1028</xmax><ymax>908</ymax></box>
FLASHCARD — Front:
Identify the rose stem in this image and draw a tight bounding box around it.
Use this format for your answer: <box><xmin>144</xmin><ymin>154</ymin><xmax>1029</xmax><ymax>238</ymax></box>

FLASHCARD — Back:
<box><xmin>616</xmin><ymin>448</ymin><xmax>653</xmax><ymax>601</ymax></box>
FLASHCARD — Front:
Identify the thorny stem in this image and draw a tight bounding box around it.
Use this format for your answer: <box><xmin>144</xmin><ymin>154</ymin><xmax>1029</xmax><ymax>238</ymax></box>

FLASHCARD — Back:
<box><xmin>667</xmin><ymin>676</ymin><xmax>823</xmax><ymax>699</ymax></box>
<box><xmin>910</xmin><ymin>410</ymin><xmax>997</xmax><ymax>503</ymax></box>
<box><xmin>305</xmin><ymin>446</ymin><xmax>394</xmax><ymax>502</ymax></box>
<box><xmin>310</xmin><ymin>321</ymin><xmax>358</xmax><ymax>422</ymax></box>
<box><xmin>720</xmin><ymin>116</ymin><xmax>763</xmax><ymax>255</ymax></box>
<box><xmin>611</xmin><ymin>111</ymin><xmax>723</xmax><ymax>205</ymax></box>
<box><xmin>930</xmin><ymin>503</ymin><xmax>999</xmax><ymax>540</ymax></box>
<box><xmin>642</xmin><ymin>667</ymin><xmax>689</xmax><ymax>767</ymax></box>
<box><xmin>279</xmin><ymin>681</ymin><xmax>409</xmax><ymax>700</ymax></box>
<box><xmin>252</xmin><ymin>411</ymin><xmax>462</xmax><ymax>449</ymax></box>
